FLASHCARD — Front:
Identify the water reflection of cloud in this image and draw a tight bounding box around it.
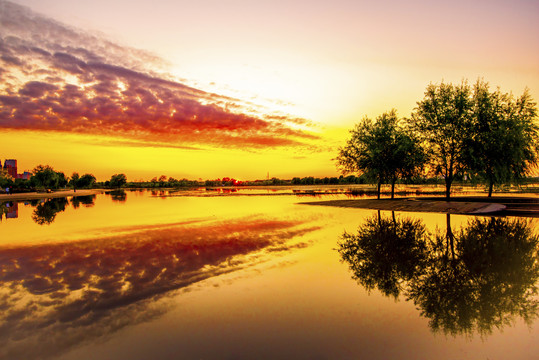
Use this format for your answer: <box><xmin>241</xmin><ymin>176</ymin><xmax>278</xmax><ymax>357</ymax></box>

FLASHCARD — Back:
<box><xmin>0</xmin><ymin>216</ymin><xmax>317</xmax><ymax>360</ymax></box>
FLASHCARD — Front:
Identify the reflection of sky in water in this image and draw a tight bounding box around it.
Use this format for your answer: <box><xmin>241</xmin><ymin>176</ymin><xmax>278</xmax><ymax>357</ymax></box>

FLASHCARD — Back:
<box><xmin>0</xmin><ymin>214</ymin><xmax>316</xmax><ymax>359</ymax></box>
<box><xmin>0</xmin><ymin>191</ymin><xmax>538</xmax><ymax>360</ymax></box>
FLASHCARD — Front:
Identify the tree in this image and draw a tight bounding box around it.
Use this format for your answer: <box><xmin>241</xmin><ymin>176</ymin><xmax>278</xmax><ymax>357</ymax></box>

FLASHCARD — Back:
<box><xmin>412</xmin><ymin>81</ymin><xmax>473</xmax><ymax>199</ymax></box>
<box><xmin>31</xmin><ymin>165</ymin><xmax>60</xmax><ymax>189</ymax></box>
<box><xmin>77</xmin><ymin>174</ymin><xmax>96</xmax><ymax>188</ymax></box>
<box><xmin>336</xmin><ymin>110</ymin><xmax>425</xmax><ymax>199</ymax></box>
<box><xmin>510</xmin><ymin>89</ymin><xmax>539</xmax><ymax>181</ymax></box>
<box><xmin>0</xmin><ymin>169</ymin><xmax>14</xmax><ymax>189</ymax></box>
<box><xmin>109</xmin><ymin>173</ymin><xmax>127</xmax><ymax>188</ymax></box>
<box><xmin>56</xmin><ymin>171</ymin><xmax>68</xmax><ymax>188</ymax></box>
<box><xmin>69</xmin><ymin>172</ymin><xmax>80</xmax><ymax>190</ymax></box>
<box><xmin>464</xmin><ymin>81</ymin><xmax>539</xmax><ymax>196</ymax></box>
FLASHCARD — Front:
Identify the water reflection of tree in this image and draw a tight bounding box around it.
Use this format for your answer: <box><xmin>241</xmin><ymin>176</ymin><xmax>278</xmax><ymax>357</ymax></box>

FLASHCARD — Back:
<box><xmin>71</xmin><ymin>195</ymin><xmax>96</xmax><ymax>208</ymax></box>
<box><xmin>32</xmin><ymin>196</ymin><xmax>96</xmax><ymax>224</ymax></box>
<box><xmin>109</xmin><ymin>189</ymin><xmax>127</xmax><ymax>202</ymax></box>
<box><xmin>0</xmin><ymin>201</ymin><xmax>9</xmax><ymax>220</ymax></box>
<box><xmin>339</xmin><ymin>211</ymin><xmax>429</xmax><ymax>298</ymax></box>
<box><xmin>409</xmin><ymin>217</ymin><xmax>539</xmax><ymax>337</ymax></box>
<box><xmin>339</xmin><ymin>213</ymin><xmax>539</xmax><ymax>337</ymax></box>
<box><xmin>31</xmin><ymin>198</ymin><xmax>69</xmax><ymax>225</ymax></box>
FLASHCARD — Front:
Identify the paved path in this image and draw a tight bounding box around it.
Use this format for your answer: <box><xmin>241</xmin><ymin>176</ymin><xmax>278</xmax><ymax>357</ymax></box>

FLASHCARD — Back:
<box><xmin>0</xmin><ymin>189</ymin><xmax>104</xmax><ymax>202</ymax></box>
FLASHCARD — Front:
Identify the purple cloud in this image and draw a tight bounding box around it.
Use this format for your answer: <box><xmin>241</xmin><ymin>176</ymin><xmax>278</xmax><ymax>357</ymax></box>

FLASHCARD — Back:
<box><xmin>0</xmin><ymin>1</ymin><xmax>317</xmax><ymax>149</ymax></box>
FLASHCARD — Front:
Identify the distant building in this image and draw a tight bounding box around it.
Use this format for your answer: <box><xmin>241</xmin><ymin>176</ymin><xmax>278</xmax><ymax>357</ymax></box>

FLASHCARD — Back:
<box><xmin>3</xmin><ymin>159</ymin><xmax>17</xmax><ymax>178</ymax></box>
<box><xmin>1</xmin><ymin>159</ymin><xmax>31</xmax><ymax>180</ymax></box>
<box><xmin>18</xmin><ymin>171</ymin><xmax>32</xmax><ymax>180</ymax></box>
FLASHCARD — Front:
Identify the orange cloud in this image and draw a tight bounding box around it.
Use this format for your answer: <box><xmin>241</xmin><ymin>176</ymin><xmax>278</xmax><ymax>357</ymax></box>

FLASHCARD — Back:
<box><xmin>0</xmin><ymin>1</ymin><xmax>317</xmax><ymax>149</ymax></box>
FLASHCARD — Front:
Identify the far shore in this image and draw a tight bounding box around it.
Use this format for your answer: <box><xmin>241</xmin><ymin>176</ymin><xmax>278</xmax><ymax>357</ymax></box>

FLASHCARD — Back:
<box><xmin>0</xmin><ymin>189</ymin><xmax>105</xmax><ymax>202</ymax></box>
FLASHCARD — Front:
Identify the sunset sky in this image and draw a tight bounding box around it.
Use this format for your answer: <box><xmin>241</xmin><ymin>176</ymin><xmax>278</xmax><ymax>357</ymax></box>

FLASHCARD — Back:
<box><xmin>1</xmin><ymin>0</ymin><xmax>538</xmax><ymax>181</ymax></box>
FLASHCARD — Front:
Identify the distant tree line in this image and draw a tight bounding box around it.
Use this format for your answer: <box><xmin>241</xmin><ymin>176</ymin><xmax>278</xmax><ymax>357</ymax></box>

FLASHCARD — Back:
<box><xmin>0</xmin><ymin>165</ymin><xmax>99</xmax><ymax>193</ymax></box>
<box><xmin>336</xmin><ymin>79</ymin><xmax>539</xmax><ymax>199</ymax></box>
<box><xmin>125</xmin><ymin>175</ymin><xmax>200</xmax><ymax>188</ymax></box>
<box><xmin>2</xmin><ymin>167</ymin><xmax>391</xmax><ymax>194</ymax></box>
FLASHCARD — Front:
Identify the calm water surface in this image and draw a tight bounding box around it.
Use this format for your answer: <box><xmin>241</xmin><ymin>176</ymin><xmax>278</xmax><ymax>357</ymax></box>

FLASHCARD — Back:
<box><xmin>1</xmin><ymin>189</ymin><xmax>538</xmax><ymax>359</ymax></box>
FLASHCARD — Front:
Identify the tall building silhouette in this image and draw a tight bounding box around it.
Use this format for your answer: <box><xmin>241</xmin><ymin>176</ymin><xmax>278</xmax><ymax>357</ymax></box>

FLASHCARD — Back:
<box><xmin>3</xmin><ymin>159</ymin><xmax>17</xmax><ymax>178</ymax></box>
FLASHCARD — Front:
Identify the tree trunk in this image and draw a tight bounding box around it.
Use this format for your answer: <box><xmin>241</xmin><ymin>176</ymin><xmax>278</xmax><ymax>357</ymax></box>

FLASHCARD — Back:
<box><xmin>446</xmin><ymin>156</ymin><xmax>453</xmax><ymax>200</ymax></box>
<box><xmin>377</xmin><ymin>180</ymin><xmax>381</xmax><ymax>199</ymax></box>
<box><xmin>488</xmin><ymin>180</ymin><xmax>493</xmax><ymax>197</ymax></box>
<box><xmin>391</xmin><ymin>178</ymin><xmax>396</xmax><ymax>199</ymax></box>
<box><xmin>445</xmin><ymin>177</ymin><xmax>452</xmax><ymax>200</ymax></box>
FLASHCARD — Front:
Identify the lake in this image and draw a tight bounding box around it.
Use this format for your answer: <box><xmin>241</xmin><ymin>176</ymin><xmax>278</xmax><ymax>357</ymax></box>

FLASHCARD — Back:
<box><xmin>1</xmin><ymin>188</ymin><xmax>538</xmax><ymax>360</ymax></box>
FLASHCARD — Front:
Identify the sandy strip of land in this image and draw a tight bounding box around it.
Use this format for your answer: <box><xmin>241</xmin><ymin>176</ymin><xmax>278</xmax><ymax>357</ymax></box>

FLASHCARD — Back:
<box><xmin>300</xmin><ymin>198</ymin><xmax>507</xmax><ymax>215</ymax></box>
<box><xmin>0</xmin><ymin>189</ymin><xmax>105</xmax><ymax>202</ymax></box>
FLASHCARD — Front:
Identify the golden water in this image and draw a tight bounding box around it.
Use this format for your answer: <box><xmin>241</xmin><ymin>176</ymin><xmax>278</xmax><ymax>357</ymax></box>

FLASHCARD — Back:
<box><xmin>0</xmin><ymin>190</ymin><xmax>537</xmax><ymax>359</ymax></box>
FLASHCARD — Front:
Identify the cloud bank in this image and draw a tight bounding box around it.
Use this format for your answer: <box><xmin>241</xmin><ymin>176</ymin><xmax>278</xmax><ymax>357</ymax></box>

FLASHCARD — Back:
<box><xmin>0</xmin><ymin>1</ymin><xmax>317</xmax><ymax>149</ymax></box>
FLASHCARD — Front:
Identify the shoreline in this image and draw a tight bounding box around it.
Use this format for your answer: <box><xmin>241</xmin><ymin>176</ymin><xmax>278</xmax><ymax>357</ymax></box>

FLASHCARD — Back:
<box><xmin>3</xmin><ymin>190</ymin><xmax>539</xmax><ymax>217</ymax></box>
<box><xmin>301</xmin><ymin>197</ymin><xmax>539</xmax><ymax>217</ymax></box>
<box><xmin>0</xmin><ymin>189</ymin><xmax>105</xmax><ymax>202</ymax></box>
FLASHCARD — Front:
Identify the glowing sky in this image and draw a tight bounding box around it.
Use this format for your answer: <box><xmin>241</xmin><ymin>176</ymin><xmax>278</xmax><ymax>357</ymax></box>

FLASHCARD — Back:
<box><xmin>1</xmin><ymin>0</ymin><xmax>538</xmax><ymax>180</ymax></box>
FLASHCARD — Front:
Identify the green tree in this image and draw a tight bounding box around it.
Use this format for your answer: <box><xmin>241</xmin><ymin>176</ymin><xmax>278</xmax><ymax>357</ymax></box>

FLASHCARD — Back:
<box><xmin>0</xmin><ymin>170</ymin><xmax>14</xmax><ymax>189</ymax></box>
<box><xmin>510</xmin><ymin>89</ymin><xmax>539</xmax><ymax>181</ymax></box>
<box><xmin>69</xmin><ymin>172</ymin><xmax>80</xmax><ymax>190</ymax></box>
<box><xmin>56</xmin><ymin>171</ymin><xmax>68</xmax><ymax>188</ymax></box>
<box><xmin>464</xmin><ymin>81</ymin><xmax>539</xmax><ymax>196</ymax></box>
<box><xmin>158</xmin><ymin>175</ymin><xmax>168</xmax><ymax>187</ymax></box>
<box><xmin>77</xmin><ymin>174</ymin><xmax>96</xmax><ymax>189</ymax></box>
<box><xmin>412</xmin><ymin>81</ymin><xmax>473</xmax><ymax>199</ymax></box>
<box><xmin>109</xmin><ymin>173</ymin><xmax>127</xmax><ymax>188</ymax></box>
<box><xmin>336</xmin><ymin>110</ymin><xmax>425</xmax><ymax>199</ymax></box>
<box><xmin>31</xmin><ymin>165</ymin><xmax>60</xmax><ymax>189</ymax></box>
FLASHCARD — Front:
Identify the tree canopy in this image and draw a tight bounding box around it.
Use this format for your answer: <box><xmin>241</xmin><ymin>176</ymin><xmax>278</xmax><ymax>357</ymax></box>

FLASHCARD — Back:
<box><xmin>336</xmin><ymin>110</ymin><xmax>425</xmax><ymax>198</ymax></box>
<box><xmin>109</xmin><ymin>173</ymin><xmax>127</xmax><ymax>188</ymax></box>
<box><xmin>0</xmin><ymin>169</ymin><xmax>13</xmax><ymax>188</ymax></box>
<box><xmin>30</xmin><ymin>165</ymin><xmax>66</xmax><ymax>189</ymax></box>
<box><xmin>338</xmin><ymin>80</ymin><xmax>538</xmax><ymax>199</ymax></box>
<box><xmin>411</xmin><ymin>81</ymin><xmax>473</xmax><ymax>198</ymax></box>
<box><xmin>464</xmin><ymin>81</ymin><xmax>539</xmax><ymax>196</ymax></box>
<box><xmin>77</xmin><ymin>174</ymin><xmax>97</xmax><ymax>189</ymax></box>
